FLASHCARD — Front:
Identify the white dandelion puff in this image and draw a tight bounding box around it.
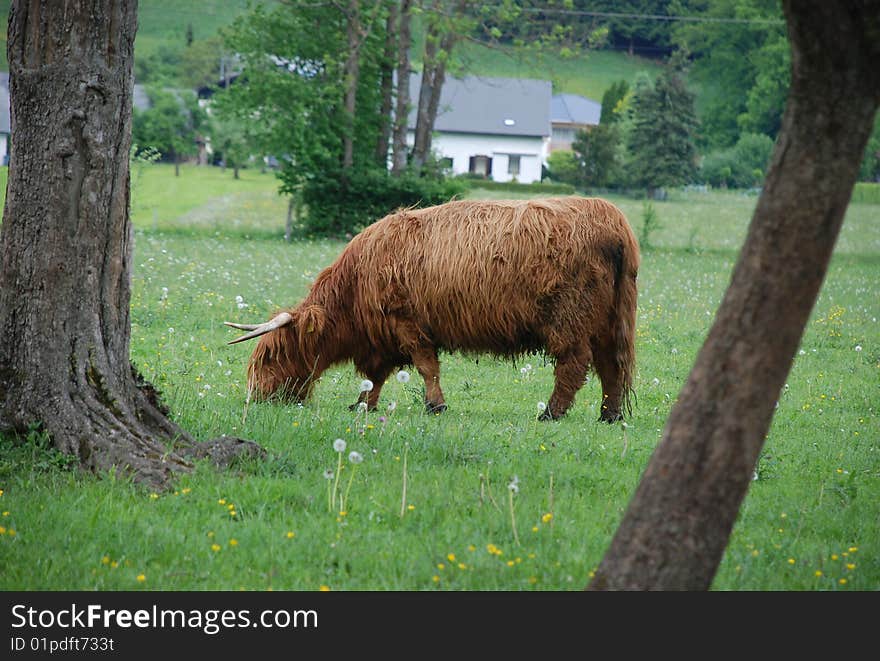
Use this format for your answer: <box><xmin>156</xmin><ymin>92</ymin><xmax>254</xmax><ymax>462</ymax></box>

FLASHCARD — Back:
<box><xmin>360</xmin><ymin>379</ymin><xmax>374</xmax><ymax>392</ymax></box>
<box><xmin>333</xmin><ymin>438</ymin><xmax>346</xmax><ymax>453</ymax></box>
<box><xmin>537</xmin><ymin>401</ymin><xmax>547</xmax><ymax>412</ymax></box>
<box><xmin>323</xmin><ymin>469</ymin><xmax>334</xmax><ymax>480</ymax></box>
<box><xmin>348</xmin><ymin>451</ymin><xmax>363</xmax><ymax>464</ymax></box>
<box><xmin>396</xmin><ymin>370</ymin><xmax>411</xmax><ymax>384</ymax></box>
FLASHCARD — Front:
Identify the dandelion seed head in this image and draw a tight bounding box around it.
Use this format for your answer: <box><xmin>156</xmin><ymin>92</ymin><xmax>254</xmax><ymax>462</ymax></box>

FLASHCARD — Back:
<box><xmin>333</xmin><ymin>438</ymin><xmax>346</xmax><ymax>453</ymax></box>
<box><xmin>356</xmin><ymin>401</ymin><xmax>368</xmax><ymax>413</ymax></box>
<box><xmin>387</xmin><ymin>401</ymin><xmax>397</xmax><ymax>412</ymax></box>
<box><xmin>537</xmin><ymin>401</ymin><xmax>547</xmax><ymax>411</ymax></box>
<box><xmin>348</xmin><ymin>451</ymin><xmax>363</xmax><ymax>464</ymax></box>
<box><xmin>359</xmin><ymin>379</ymin><xmax>374</xmax><ymax>392</ymax></box>
<box><xmin>396</xmin><ymin>370</ymin><xmax>410</xmax><ymax>384</ymax></box>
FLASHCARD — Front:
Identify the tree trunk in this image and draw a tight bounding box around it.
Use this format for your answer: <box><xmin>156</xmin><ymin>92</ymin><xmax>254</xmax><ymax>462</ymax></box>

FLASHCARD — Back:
<box><xmin>0</xmin><ymin>0</ymin><xmax>261</xmax><ymax>490</ymax></box>
<box><xmin>411</xmin><ymin>25</ymin><xmax>439</xmax><ymax>171</ymax></box>
<box><xmin>588</xmin><ymin>1</ymin><xmax>880</xmax><ymax>591</ymax></box>
<box><xmin>411</xmin><ymin>0</ymin><xmax>463</xmax><ymax>171</ymax></box>
<box><xmin>374</xmin><ymin>0</ymin><xmax>397</xmax><ymax>168</ymax></box>
<box><xmin>342</xmin><ymin>0</ymin><xmax>362</xmax><ymax>171</ymax></box>
<box><xmin>391</xmin><ymin>0</ymin><xmax>413</xmax><ymax>175</ymax></box>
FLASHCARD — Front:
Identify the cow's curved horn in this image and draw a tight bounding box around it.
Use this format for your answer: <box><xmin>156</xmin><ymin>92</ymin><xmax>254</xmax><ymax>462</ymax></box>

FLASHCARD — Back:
<box><xmin>225</xmin><ymin>312</ymin><xmax>294</xmax><ymax>345</ymax></box>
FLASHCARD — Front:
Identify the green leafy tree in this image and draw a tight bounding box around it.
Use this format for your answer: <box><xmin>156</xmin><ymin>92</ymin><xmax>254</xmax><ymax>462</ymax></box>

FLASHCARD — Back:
<box><xmin>132</xmin><ymin>87</ymin><xmax>206</xmax><ymax>176</ymax></box>
<box><xmin>625</xmin><ymin>52</ymin><xmax>699</xmax><ymax>196</ymax></box>
<box><xmin>545</xmin><ymin>150</ymin><xmax>580</xmax><ymax>186</ymax></box>
<box><xmin>211</xmin><ymin>116</ymin><xmax>253</xmax><ymax>179</ymax></box>
<box><xmin>599</xmin><ymin>80</ymin><xmax>630</xmax><ymax>125</ymax></box>
<box><xmin>671</xmin><ymin>0</ymin><xmax>787</xmax><ymax>149</ymax></box>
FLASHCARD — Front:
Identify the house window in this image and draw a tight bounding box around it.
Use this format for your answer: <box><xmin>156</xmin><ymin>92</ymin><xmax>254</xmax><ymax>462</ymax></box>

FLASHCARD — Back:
<box><xmin>507</xmin><ymin>155</ymin><xmax>521</xmax><ymax>176</ymax></box>
<box><xmin>468</xmin><ymin>155</ymin><xmax>492</xmax><ymax>178</ymax></box>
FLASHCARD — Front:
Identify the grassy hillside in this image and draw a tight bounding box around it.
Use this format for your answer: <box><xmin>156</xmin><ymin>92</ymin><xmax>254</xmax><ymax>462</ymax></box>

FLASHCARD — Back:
<box><xmin>0</xmin><ymin>1</ymin><xmax>658</xmax><ymax>101</ymax></box>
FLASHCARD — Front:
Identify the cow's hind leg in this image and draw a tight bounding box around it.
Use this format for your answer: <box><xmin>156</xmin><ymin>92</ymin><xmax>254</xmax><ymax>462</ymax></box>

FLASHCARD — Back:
<box><xmin>540</xmin><ymin>342</ymin><xmax>593</xmax><ymax>421</ymax></box>
<box><xmin>591</xmin><ymin>339</ymin><xmax>624</xmax><ymax>423</ymax></box>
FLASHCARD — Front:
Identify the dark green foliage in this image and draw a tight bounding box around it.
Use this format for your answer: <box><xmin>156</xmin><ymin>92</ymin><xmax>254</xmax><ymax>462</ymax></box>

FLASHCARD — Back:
<box><xmin>858</xmin><ymin>116</ymin><xmax>880</xmax><ymax>183</ymax></box>
<box><xmin>600</xmin><ymin>80</ymin><xmax>630</xmax><ymax>125</ymax></box>
<box><xmin>671</xmin><ymin>0</ymin><xmax>787</xmax><ymax>149</ymax></box>
<box><xmin>298</xmin><ymin>168</ymin><xmax>467</xmax><ymax>237</ymax></box>
<box><xmin>625</xmin><ymin>52</ymin><xmax>699</xmax><ymax>195</ymax></box>
<box><xmin>700</xmin><ymin>132</ymin><xmax>774</xmax><ymax>188</ymax></box>
<box><xmin>851</xmin><ymin>183</ymin><xmax>880</xmax><ymax>204</ymax></box>
<box><xmin>573</xmin><ymin>124</ymin><xmax>624</xmax><ymax>189</ymax></box>
<box><xmin>544</xmin><ymin>150</ymin><xmax>580</xmax><ymax>187</ymax></box>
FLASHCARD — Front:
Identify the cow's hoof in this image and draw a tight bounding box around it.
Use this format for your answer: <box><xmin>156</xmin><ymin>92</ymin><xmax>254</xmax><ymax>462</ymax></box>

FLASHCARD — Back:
<box><xmin>599</xmin><ymin>410</ymin><xmax>623</xmax><ymax>423</ymax></box>
<box><xmin>426</xmin><ymin>402</ymin><xmax>447</xmax><ymax>414</ymax></box>
<box><xmin>537</xmin><ymin>408</ymin><xmax>561</xmax><ymax>421</ymax></box>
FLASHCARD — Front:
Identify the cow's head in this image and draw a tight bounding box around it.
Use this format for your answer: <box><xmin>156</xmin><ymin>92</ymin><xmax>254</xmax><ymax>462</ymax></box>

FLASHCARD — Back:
<box><xmin>225</xmin><ymin>306</ymin><xmax>326</xmax><ymax>401</ymax></box>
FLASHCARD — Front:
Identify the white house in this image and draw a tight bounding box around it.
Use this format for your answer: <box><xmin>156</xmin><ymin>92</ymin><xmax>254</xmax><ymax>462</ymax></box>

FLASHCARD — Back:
<box><xmin>550</xmin><ymin>93</ymin><xmax>602</xmax><ymax>152</ymax></box>
<box><xmin>408</xmin><ymin>74</ymin><xmax>552</xmax><ymax>183</ymax></box>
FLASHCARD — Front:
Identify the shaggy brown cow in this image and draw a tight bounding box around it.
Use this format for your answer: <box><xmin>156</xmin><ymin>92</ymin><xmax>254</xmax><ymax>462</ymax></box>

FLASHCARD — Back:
<box><xmin>226</xmin><ymin>196</ymin><xmax>639</xmax><ymax>421</ymax></box>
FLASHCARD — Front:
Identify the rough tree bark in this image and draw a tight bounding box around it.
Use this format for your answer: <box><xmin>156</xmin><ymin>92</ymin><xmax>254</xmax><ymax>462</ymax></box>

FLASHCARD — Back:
<box><xmin>0</xmin><ymin>1</ymin><xmax>261</xmax><ymax>490</ymax></box>
<box><xmin>390</xmin><ymin>0</ymin><xmax>413</xmax><ymax>174</ymax></box>
<box><xmin>589</xmin><ymin>1</ymin><xmax>880</xmax><ymax>590</ymax></box>
<box><xmin>341</xmin><ymin>0</ymin><xmax>363</xmax><ymax>170</ymax></box>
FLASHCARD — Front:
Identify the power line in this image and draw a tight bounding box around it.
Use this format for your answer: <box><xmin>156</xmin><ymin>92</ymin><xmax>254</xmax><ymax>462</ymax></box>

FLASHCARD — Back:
<box><xmin>473</xmin><ymin>5</ymin><xmax>785</xmax><ymax>26</ymax></box>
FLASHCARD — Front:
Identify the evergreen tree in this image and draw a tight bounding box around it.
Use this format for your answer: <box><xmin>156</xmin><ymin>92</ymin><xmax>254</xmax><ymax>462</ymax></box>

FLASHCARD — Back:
<box><xmin>625</xmin><ymin>51</ymin><xmax>699</xmax><ymax>196</ymax></box>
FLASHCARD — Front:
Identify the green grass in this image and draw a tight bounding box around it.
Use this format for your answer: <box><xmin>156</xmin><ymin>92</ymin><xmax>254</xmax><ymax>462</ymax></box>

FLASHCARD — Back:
<box><xmin>0</xmin><ymin>164</ymin><xmax>878</xmax><ymax>591</ymax></box>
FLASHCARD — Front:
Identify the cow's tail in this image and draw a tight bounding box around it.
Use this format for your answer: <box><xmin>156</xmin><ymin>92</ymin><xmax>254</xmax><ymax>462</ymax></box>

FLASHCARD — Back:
<box><xmin>611</xmin><ymin>219</ymin><xmax>640</xmax><ymax>419</ymax></box>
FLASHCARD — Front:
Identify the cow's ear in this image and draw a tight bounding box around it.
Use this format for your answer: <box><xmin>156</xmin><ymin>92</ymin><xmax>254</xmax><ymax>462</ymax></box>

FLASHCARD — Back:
<box><xmin>296</xmin><ymin>305</ymin><xmax>326</xmax><ymax>355</ymax></box>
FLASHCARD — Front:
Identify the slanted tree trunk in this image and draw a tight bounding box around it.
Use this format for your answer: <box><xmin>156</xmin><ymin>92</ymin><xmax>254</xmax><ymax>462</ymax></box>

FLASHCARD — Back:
<box><xmin>0</xmin><ymin>1</ymin><xmax>260</xmax><ymax>490</ymax></box>
<box><xmin>390</xmin><ymin>0</ymin><xmax>413</xmax><ymax>175</ymax></box>
<box><xmin>589</xmin><ymin>0</ymin><xmax>880</xmax><ymax>590</ymax></box>
<box><xmin>374</xmin><ymin>0</ymin><xmax>397</xmax><ymax>167</ymax></box>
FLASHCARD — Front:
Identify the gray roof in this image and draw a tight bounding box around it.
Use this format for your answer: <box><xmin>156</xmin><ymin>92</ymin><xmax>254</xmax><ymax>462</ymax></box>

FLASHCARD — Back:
<box><xmin>409</xmin><ymin>73</ymin><xmax>551</xmax><ymax>137</ymax></box>
<box><xmin>551</xmin><ymin>93</ymin><xmax>601</xmax><ymax>126</ymax></box>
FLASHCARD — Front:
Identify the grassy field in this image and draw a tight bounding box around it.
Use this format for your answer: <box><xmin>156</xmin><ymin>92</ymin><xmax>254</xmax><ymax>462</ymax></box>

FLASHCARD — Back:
<box><xmin>0</xmin><ymin>164</ymin><xmax>877</xmax><ymax>591</ymax></box>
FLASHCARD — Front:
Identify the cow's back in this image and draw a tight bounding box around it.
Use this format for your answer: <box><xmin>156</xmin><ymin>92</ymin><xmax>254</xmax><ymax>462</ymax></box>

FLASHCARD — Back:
<box><xmin>354</xmin><ymin>196</ymin><xmax>635</xmax><ymax>355</ymax></box>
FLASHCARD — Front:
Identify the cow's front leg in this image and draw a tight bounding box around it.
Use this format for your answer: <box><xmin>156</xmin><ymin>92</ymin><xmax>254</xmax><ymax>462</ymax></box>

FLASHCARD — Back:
<box><xmin>540</xmin><ymin>342</ymin><xmax>592</xmax><ymax>420</ymax></box>
<box><xmin>411</xmin><ymin>346</ymin><xmax>447</xmax><ymax>413</ymax></box>
<box><xmin>349</xmin><ymin>363</ymin><xmax>392</xmax><ymax>411</ymax></box>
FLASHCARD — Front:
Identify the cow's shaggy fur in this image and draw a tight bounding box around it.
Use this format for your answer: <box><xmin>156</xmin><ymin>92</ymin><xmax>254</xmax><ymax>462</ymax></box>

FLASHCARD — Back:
<box><xmin>236</xmin><ymin>196</ymin><xmax>639</xmax><ymax>420</ymax></box>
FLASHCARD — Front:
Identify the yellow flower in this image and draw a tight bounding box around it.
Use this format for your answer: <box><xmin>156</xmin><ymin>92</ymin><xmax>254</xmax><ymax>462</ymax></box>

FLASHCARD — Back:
<box><xmin>218</xmin><ymin>499</ymin><xmax>226</xmax><ymax>505</ymax></box>
<box><xmin>181</xmin><ymin>488</ymin><xmax>191</xmax><ymax>495</ymax></box>
<box><xmin>531</xmin><ymin>526</ymin><xmax>539</xmax><ymax>533</ymax></box>
<box><xmin>751</xmin><ymin>550</ymin><xmax>759</xmax><ymax>557</ymax></box>
<box><xmin>101</xmin><ymin>556</ymin><xmax>110</xmax><ymax>565</ymax></box>
<box><xmin>432</xmin><ymin>575</ymin><xmax>440</xmax><ymax>583</ymax></box>
<box><xmin>338</xmin><ymin>511</ymin><xmax>347</xmax><ymax>517</ymax></box>
<box><xmin>542</xmin><ymin>512</ymin><xmax>553</xmax><ymax>524</ymax></box>
<box><xmin>839</xmin><ymin>578</ymin><xmax>847</xmax><ymax>585</ymax></box>
<box><xmin>467</xmin><ymin>545</ymin><xmax>476</xmax><ymax>552</ymax></box>
<box><xmin>286</xmin><ymin>531</ymin><xmax>295</xmax><ymax>539</ymax></box>
<box><xmin>0</xmin><ymin>526</ymin><xmax>5</xmax><ymax>535</ymax></box>
<box><xmin>846</xmin><ymin>563</ymin><xmax>855</xmax><ymax>570</ymax></box>
<box><xmin>848</xmin><ymin>546</ymin><xmax>858</xmax><ymax>553</ymax></box>
<box><xmin>293</xmin><ymin>421</ymin><xmax>299</xmax><ymax>427</ymax></box>
<box><xmin>229</xmin><ymin>510</ymin><xmax>237</xmax><ymax>517</ymax></box>
<box><xmin>831</xmin><ymin>554</ymin><xmax>839</xmax><ymax>560</ymax></box>
<box><xmin>8</xmin><ymin>529</ymin><xmax>16</xmax><ymax>537</ymax></box>
<box><xmin>506</xmin><ymin>560</ymin><xmax>515</xmax><ymax>567</ymax></box>
<box><xmin>207</xmin><ymin>531</ymin><xmax>215</xmax><ymax>538</ymax></box>
<box><xmin>407</xmin><ymin>504</ymin><xmax>415</xmax><ymax>511</ymax></box>
<box><xmin>229</xmin><ymin>539</ymin><xmax>239</xmax><ymax>547</ymax></box>
<box><xmin>814</xmin><ymin>571</ymin><xmax>823</xmax><ymax>577</ymax></box>
<box><xmin>0</xmin><ymin>489</ymin><xmax>3</xmax><ymax>497</ymax></box>
<box><xmin>136</xmin><ymin>574</ymin><xmax>146</xmax><ymax>583</ymax></box>
<box><xmin>787</xmin><ymin>558</ymin><xmax>795</xmax><ymax>565</ymax></box>
<box><xmin>447</xmin><ymin>553</ymin><xmax>456</xmax><ymax>562</ymax></box>
<box><xmin>227</xmin><ymin>503</ymin><xmax>235</xmax><ymax>510</ymax></box>
<box><xmin>319</xmin><ymin>585</ymin><xmax>330</xmax><ymax>592</ymax></box>
<box><xmin>1</xmin><ymin>511</ymin><xmax>7</xmax><ymax>517</ymax></box>
<box><xmin>437</xmin><ymin>563</ymin><xmax>445</xmax><ymax>570</ymax></box>
<box><xmin>211</xmin><ymin>544</ymin><xmax>221</xmax><ymax>552</ymax></box>
<box><xmin>110</xmin><ymin>560</ymin><xmax>118</xmax><ymax>568</ymax></box>
<box><xmin>149</xmin><ymin>493</ymin><xmax>159</xmax><ymax>500</ymax></box>
<box><xmin>458</xmin><ymin>563</ymin><xmax>467</xmax><ymax>570</ymax></box>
